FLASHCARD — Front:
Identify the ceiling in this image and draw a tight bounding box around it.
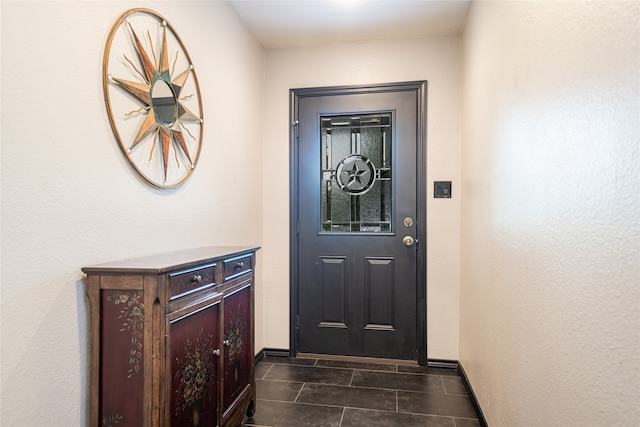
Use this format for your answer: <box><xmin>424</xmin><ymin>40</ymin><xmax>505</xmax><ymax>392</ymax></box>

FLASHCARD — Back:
<box><xmin>227</xmin><ymin>0</ymin><xmax>471</xmax><ymax>49</ymax></box>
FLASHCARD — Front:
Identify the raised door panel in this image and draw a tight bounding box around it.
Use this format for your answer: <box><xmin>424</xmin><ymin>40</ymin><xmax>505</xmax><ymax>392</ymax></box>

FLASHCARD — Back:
<box><xmin>318</xmin><ymin>256</ymin><xmax>348</xmax><ymax>327</ymax></box>
<box><xmin>364</xmin><ymin>257</ymin><xmax>395</xmax><ymax>329</ymax></box>
<box><xmin>168</xmin><ymin>299</ymin><xmax>221</xmax><ymax>427</ymax></box>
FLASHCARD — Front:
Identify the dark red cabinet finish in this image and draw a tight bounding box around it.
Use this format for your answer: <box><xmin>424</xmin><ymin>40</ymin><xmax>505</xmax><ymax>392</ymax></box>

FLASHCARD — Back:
<box><xmin>222</xmin><ymin>284</ymin><xmax>253</xmax><ymax>415</ymax></box>
<box><xmin>169</xmin><ymin>298</ymin><xmax>221</xmax><ymax>427</ymax></box>
<box><xmin>83</xmin><ymin>246</ymin><xmax>258</xmax><ymax>427</ymax></box>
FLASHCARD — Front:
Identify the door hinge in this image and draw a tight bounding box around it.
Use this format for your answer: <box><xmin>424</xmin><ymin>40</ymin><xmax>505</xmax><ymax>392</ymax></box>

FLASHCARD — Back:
<box><xmin>295</xmin><ymin>315</ymin><xmax>300</xmax><ymax>330</ymax></box>
<box><xmin>296</xmin><ymin>220</ymin><xmax>300</xmax><ymax>235</ymax></box>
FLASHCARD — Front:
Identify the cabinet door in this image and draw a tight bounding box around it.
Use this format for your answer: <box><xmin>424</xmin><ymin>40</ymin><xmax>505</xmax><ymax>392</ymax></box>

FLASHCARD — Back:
<box><xmin>222</xmin><ymin>283</ymin><xmax>253</xmax><ymax>414</ymax></box>
<box><xmin>169</xmin><ymin>299</ymin><xmax>221</xmax><ymax>427</ymax></box>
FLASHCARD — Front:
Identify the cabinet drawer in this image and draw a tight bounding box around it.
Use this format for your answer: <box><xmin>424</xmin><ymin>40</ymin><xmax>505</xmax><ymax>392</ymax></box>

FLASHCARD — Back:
<box><xmin>223</xmin><ymin>254</ymin><xmax>252</xmax><ymax>280</ymax></box>
<box><xmin>169</xmin><ymin>263</ymin><xmax>216</xmax><ymax>299</ymax></box>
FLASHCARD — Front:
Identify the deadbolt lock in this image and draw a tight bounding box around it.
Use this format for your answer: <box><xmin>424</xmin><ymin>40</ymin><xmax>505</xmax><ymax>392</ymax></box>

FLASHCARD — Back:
<box><xmin>403</xmin><ymin>217</ymin><xmax>414</xmax><ymax>227</ymax></box>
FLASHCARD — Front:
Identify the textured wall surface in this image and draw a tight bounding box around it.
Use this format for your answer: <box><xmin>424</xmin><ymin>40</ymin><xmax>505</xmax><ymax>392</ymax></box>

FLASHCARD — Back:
<box><xmin>262</xmin><ymin>36</ymin><xmax>462</xmax><ymax>359</ymax></box>
<box><xmin>0</xmin><ymin>2</ymin><xmax>264</xmax><ymax>425</ymax></box>
<box><xmin>460</xmin><ymin>1</ymin><xmax>639</xmax><ymax>425</ymax></box>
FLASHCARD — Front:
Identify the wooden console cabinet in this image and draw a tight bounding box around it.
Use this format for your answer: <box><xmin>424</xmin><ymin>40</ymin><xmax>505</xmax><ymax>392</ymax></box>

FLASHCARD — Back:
<box><xmin>83</xmin><ymin>246</ymin><xmax>259</xmax><ymax>427</ymax></box>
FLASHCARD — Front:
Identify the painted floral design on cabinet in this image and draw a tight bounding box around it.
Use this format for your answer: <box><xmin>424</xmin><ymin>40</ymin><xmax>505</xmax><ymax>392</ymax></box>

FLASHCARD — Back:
<box><xmin>170</xmin><ymin>301</ymin><xmax>219</xmax><ymax>427</ymax></box>
<box><xmin>106</xmin><ymin>290</ymin><xmax>144</xmax><ymax>377</ymax></box>
<box><xmin>174</xmin><ymin>329</ymin><xmax>216</xmax><ymax>425</ymax></box>
<box><xmin>102</xmin><ymin>413</ymin><xmax>123</xmax><ymax>427</ymax></box>
<box><xmin>225</xmin><ymin>313</ymin><xmax>246</xmax><ymax>390</ymax></box>
<box><xmin>100</xmin><ymin>289</ymin><xmax>146</xmax><ymax>426</ymax></box>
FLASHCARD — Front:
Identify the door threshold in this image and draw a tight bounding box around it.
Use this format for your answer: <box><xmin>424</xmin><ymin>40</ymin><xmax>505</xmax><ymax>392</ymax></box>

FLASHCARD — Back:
<box><xmin>297</xmin><ymin>352</ymin><xmax>418</xmax><ymax>366</ymax></box>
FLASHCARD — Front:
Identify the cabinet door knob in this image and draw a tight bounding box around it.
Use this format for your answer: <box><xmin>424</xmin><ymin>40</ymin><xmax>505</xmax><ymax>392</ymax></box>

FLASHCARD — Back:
<box><xmin>213</xmin><ymin>349</ymin><xmax>221</xmax><ymax>357</ymax></box>
<box><xmin>235</xmin><ymin>262</ymin><xmax>244</xmax><ymax>269</ymax></box>
<box><xmin>192</xmin><ymin>274</ymin><xmax>202</xmax><ymax>283</ymax></box>
<box><xmin>223</xmin><ymin>339</ymin><xmax>230</xmax><ymax>347</ymax></box>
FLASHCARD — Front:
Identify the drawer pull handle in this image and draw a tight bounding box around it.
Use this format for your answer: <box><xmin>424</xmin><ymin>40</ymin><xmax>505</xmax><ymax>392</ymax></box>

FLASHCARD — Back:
<box><xmin>192</xmin><ymin>274</ymin><xmax>202</xmax><ymax>283</ymax></box>
<box><xmin>223</xmin><ymin>339</ymin><xmax>230</xmax><ymax>347</ymax></box>
<box><xmin>235</xmin><ymin>262</ymin><xmax>244</xmax><ymax>269</ymax></box>
<box><xmin>213</xmin><ymin>349</ymin><xmax>221</xmax><ymax>357</ymax></box>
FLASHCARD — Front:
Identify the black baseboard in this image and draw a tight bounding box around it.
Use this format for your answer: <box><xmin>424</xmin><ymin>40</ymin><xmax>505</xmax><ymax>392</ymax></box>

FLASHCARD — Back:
<box><xmin>427</xmin><ymin>358</ymin><xmax>459</xmax><ymax>369</ymax></box>
<box><xmin>458</xmin><ymin>362</ymin><xmax>489</xmax><ymax>427</ymax></box>
<box><xmin>255</xmin><ymin>348</ymin><xmax>291</xmax><ymax>363</ymax></box>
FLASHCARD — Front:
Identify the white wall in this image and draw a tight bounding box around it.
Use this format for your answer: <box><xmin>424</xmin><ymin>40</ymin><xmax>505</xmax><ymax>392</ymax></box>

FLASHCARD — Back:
<box><xmin>11</xmin><ymin>1</ymin><xmax>635</xmax><ymax>425</ymax></box>
<box><xmin>0</xmin><ymin>1</ymin><xmax>264</xmax><ymax>425</ymax></box>
<box><xmin>262</xmin><ymin>36</ymin><xmax>462</xmax><ymax>359</ymax></box>
<box><xmin>460</xmin><ymin>1</ymin><xmax>639</xmax><ymax>425</ymax></box>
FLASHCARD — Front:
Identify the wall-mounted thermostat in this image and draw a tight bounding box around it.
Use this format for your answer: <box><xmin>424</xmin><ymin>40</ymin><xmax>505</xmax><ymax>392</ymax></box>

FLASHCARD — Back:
<box><xmin>434</xmin><ymin>181</ymin><xmax>452</xmax><ymax>198</ymax></box>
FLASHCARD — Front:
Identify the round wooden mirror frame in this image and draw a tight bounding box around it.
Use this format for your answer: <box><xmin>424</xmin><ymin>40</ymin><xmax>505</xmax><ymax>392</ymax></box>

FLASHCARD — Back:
<box><xmin>103</xmin><ymin>8</ymin><xmax>204</xmax><ymax>189</ymax></box>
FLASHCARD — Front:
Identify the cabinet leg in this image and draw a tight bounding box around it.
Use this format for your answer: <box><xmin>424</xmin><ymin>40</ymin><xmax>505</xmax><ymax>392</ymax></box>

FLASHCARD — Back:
<box><xmin>246</xmin><ymin>399</ymin><xmax>255</xmax><ymax>419</ymax></box>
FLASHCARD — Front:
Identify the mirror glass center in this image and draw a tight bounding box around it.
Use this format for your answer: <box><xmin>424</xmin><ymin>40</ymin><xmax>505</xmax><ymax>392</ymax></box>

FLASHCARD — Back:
<box><xmin>151</xmin><ymin>79</ymin><xmax>177</xmax><ymax>126</ymax></box>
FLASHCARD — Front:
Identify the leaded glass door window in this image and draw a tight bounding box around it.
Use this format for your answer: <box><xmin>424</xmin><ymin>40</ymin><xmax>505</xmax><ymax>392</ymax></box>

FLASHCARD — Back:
<box><xmin>321</xmin><ymin>113</ymin><xmax>392</xmax><ymax>233</ymax></box>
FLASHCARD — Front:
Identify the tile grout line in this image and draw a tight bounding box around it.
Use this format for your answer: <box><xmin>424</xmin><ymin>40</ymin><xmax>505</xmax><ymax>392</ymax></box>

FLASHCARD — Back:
<box><xmin>252</xmin><ymin>398</ymin><xmax>481</xmax><ymax>423</ymax></box>
<box><xmin>338</xmin><ymin>407</ymin><xmax>346</xmax><ymax>427</ymax></box>
<box><xmin>261</xmin><ymin>363</ymin><xmax>274</xmax><ymax>380</ymax></box>
<box><xmin>293</xmin><ymin>382</ymin><xmax>306</xmax><ymax>403</ymax></box>
<box><xmin>442</xmin><ymin>376</ymin><xmax>470</xmax><ymax>396</ymax></box>
<box><xmin>394</xmin><ymin>363</ymin><xmax>398</xmax><ymax>413</ymax></box>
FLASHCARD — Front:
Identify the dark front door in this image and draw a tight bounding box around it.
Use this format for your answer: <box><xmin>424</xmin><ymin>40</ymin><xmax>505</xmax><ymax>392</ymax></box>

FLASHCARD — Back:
<box><xmin>291</xmin><ymin>82</ymin><xmax>427</xmax><ymax>362</ymax></box>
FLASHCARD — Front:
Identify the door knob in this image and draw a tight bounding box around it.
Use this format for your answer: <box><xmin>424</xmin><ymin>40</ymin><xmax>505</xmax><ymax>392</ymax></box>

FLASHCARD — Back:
<box><xmin>402</xmin><ymin>236</ymin><xmax>415</xmax><ymax>247</ymax></box>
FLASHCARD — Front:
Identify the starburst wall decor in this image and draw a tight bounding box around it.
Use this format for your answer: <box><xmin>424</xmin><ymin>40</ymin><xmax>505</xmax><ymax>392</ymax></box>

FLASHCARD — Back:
<box><xmin>103</xmin><ymin>8</ymin><xmax>203</xmax><ymax>189</ymax></box>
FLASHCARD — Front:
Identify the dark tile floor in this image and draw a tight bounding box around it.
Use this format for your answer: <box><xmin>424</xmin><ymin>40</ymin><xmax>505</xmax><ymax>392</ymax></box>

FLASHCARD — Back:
<box><xmin>242</xmin><ymin>356</ymin><xmax>481</xmax><ymax>427</ymax></box>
